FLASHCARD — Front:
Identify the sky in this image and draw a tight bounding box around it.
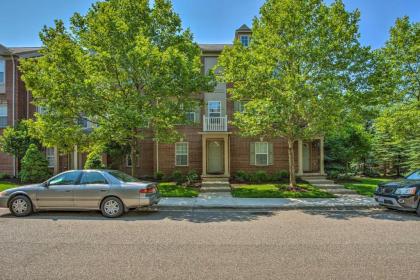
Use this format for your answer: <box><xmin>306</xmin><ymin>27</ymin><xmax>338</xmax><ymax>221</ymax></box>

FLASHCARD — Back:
<box><xmin>0</xmin><ymin>0</ymin><xmax>419</xmax><ymax>49</ymax></box>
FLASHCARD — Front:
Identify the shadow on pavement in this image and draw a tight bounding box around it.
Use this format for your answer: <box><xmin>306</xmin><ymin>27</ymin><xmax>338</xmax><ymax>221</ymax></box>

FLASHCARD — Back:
<box><xmin>302</xmin><ymin>208</ymin><xmax>420</xmax><ymax>221</ymax></box>
<box><xmin>0</xmin><ymin>209</ymin><xmax>275</xmax><ymax>223</ymax></box>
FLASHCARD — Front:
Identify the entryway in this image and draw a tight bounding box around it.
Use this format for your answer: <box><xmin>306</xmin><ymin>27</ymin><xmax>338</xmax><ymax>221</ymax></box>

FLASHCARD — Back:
<box><xmin>207</xmin><ymin>140</ymin><xmax>224</xmax><ymax>174</ymax></box>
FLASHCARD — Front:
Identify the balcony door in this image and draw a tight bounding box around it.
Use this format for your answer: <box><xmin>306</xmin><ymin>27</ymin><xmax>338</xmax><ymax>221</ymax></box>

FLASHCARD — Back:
<box><xmin>208</xmin><ymin>101</ymin><xmax>221</xmax><ymax>118</ymax></box>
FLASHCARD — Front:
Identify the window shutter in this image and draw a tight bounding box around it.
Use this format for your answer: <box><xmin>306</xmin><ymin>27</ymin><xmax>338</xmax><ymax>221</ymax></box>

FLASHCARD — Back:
<box><xmin>233</xmin><ymin>101</ymin><xmax>240</xmax><ymax>112</ymax></box>
<box><xmin>250</xmin><ymin>142</ymin><xmax>255</xmax><ymax>165</ymax></box>
<box><xmin>268</xmin><ymin>143</ymin><xmax>274</xmax><ymax>165</ymax></box>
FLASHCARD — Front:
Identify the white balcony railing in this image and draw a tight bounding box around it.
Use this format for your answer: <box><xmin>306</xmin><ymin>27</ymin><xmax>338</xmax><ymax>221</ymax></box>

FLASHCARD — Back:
<box><xmin>203</xmin><ymin>115</ymin><xmax>228</xmax><ymax>132</ymax></box>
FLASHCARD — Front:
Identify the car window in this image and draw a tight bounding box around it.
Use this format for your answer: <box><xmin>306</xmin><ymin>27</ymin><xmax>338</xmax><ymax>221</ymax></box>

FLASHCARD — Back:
<box><xmin>49</xmin><ymin>171</ymin><xmax>81</xmax><ymax>186</ymax></box>
<box><xmin>406</xmin><ymin>170</ymin><xmax>420</xmax><ymax>180</ymax></box>
<box><xmin>80</xmin><ymin>172</ymin><xmax>108</xmax><ymax>185</ymax></box>
<box><xmin>108</xmin><ymin>170</ymin><xmax>140</xmax><ymax>183</ymax></box>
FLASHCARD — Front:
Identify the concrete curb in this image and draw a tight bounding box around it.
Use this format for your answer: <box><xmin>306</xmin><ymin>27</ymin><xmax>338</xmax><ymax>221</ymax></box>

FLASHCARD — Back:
<box><xmin>156</xmin><ymin>204</ymin><xmax>380</xmax><ymax>211</ymax></box>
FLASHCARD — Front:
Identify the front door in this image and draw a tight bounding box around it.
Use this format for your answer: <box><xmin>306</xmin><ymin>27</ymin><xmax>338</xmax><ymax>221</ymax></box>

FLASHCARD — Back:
<box><xmin>207</xmin><ymin>140</ymin><xmax>224</xmax><ymax>174</ymax></box>
<box><xmin>303</xmin><ymin>143</ymin><xmax>310</xmax><ymax>172</ymax></box>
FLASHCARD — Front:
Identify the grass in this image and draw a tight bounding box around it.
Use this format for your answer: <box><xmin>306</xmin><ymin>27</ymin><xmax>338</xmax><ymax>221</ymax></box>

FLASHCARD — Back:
<box><xmin>231</xmin><ymin>183</ymin><xmax>335</xmax><ymax>198</ymax></box>
<box><xmin>342</xmin><ymin>177</ymin><xmax>392</xmax><ymax>197</ymax></box>
<box><xmin>158</xmin><ymin>182</ymin><xmax>199</xmax><ymax>197</ymax></box>
<box><xmin>0</xmin><ymin>182</ymin><xmax>19</xmax><ymax>192</ymax></box>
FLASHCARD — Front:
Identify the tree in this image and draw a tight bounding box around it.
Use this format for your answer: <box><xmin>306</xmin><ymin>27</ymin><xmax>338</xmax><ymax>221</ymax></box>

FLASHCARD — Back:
<box><xmin>372</xmin><ymin>17</ymin><xmax>419</xmax><ymax>173</ymax></box>
<box><xmin>19</xmin><ymin>144</ymin><xmax>51</xmax><ymax>183</ymax></box>
<box><xmin>20</xmin><ymin>0</ymin><xmax>212</xmax><ymax>176</ymax></box>
<box><xmin>0</xmin><ymin>121</ymin><xmax>40</xmax><ymax>161</ymax></box>
<box><xmin>218</xmin><ymin>0</ymin><xmax>372</xmax><ymax>188</ymax></box>
<box><xmin>84</xmin><ymin>149</ymin><xmax>105</xmax><ymax>169</ymax></box>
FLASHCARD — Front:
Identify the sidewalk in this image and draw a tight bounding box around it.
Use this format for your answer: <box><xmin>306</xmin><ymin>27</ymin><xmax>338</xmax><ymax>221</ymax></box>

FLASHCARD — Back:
<box><xmin>157</xmin><ymin>195</ymin><xmax>378</xmax><ymax>210</ymax></box>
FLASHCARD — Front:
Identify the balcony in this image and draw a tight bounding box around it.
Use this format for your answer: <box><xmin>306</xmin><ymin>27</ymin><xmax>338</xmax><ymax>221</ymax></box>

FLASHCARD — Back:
<box><xmin>203</xmin><ymin>115</ymin><xmax>227</xmax><ymax>132</ymax></box>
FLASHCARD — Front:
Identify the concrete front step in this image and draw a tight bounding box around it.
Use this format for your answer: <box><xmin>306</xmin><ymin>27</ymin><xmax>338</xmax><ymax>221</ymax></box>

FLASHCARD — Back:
<box><xmin>198</xmin><ymin>192</ymin><xmax>232</xmax><ymax>198</ymax></box>
<box><xmin>202</xmin><ymin>177</ymin><xmax>230</xmax><ymax>182</ymax></box>
<box><xmin>327</xmin><ymin>189</ymin><xmax>357</xmax><ymax>194</ymax></box>
<box><xmin>312</xmin><ymin>184</ymin><xmax>346</xmax><ymax>189</ymax></box>
<box><xmin>301</xmin><ymin>176</ymin><xmax>327</xmax><ymax>180</ymax></box>
<box><xmin>304</xmin><ymin>179</ymin><xmax>335</xmax><ymax>184</ymax></box>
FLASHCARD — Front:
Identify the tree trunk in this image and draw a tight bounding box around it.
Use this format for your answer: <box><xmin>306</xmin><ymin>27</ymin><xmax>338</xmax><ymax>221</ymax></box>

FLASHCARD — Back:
<box><xmin>130</xmin><ymin>141</ymin><xmax>137</xmax><ymax>178</ymax></box>
<box><xmin>287</xmin><ymin>138</ymin><xmax>297</xmax><ymax>188</ymax></box>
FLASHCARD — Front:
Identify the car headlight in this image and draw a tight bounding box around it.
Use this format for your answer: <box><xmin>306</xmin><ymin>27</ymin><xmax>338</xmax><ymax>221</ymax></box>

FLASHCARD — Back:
<box><xmin>394</xmin><ymin>187</ymin><xmax>417</xmax><ymax>195</ymax></box>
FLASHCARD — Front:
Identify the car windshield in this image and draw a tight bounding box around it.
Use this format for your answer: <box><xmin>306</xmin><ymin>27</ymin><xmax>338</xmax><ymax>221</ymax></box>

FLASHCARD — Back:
<box><xmin>108</xmin><ymin>170</ymin><xmax>140</xmax><ymax>183</ymax></box>
<box><xmin>406</xmin><ymin>170</ymin><xmax>420</xmax><ymax>180</ymax></box>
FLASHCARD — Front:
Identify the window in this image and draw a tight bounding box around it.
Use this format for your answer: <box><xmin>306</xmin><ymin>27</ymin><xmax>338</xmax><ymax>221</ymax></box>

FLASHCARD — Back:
<box><xmin>0</xmin><ymin>60</ymin><xmax>5</xmax><ymax>86</ymax></box>
<box><xmin>0</xmin><ymin>103</ymin><xmax>7</xmax><ymax>128</ymax></box>
<box><xmin>175</xmin><ymin>142</ymin><xmax>188</xmax><ymax>166</ymax></box>
<box><xmin>126</xmin><ymin>152</ymin><xmax>139</xmax><ymax>167</ymax></box>
<box><xmin>36</xmin><ymin>106</ymin><xmax>46</xmax><ymax>115</ymax></box>
<box><xmin>185</xmin><ymin>111</ymin><xmax>196</xmax><ymax>123</ymax></box>
<box><xmin>240</xmin><ymin>35</ymin><xmax>250</xmax><ymax>47</ymax></box>
<box><xmin>109</xmin><ymin>170</ymin><xmax>140</xmax><ymax>183</ymax></box>
<box><xmin>46</xmin><ymin>148</ymin><xmax>55</xmax><ymax>168</ymax></box>
<box><xmin>80</xmin><ymin>172</ymin><xmax>108</xmax><ymax>185</ymax></box>
<box><xmin>255</xmin><ymin>142</ymin><xmax>268</xmax><ymax>165</ymax></box>
<box><xmin>49</xmin><ymin>171</ymin><xmax>81</xmax><ymax>186</ymax></box>
<box><xmin>208</xmin><ymin>101</ymin><xmax>221</xmax><ymax>118</ymax></box>
<box><xmin>250</xmin><ymin>142</ymin><xmax>273</xmax><ymax>166</ymax></box>
<box><xmin>234</xmin><ymin>101</ymin><xmax>247</xmax><ymax>113</ymax></box>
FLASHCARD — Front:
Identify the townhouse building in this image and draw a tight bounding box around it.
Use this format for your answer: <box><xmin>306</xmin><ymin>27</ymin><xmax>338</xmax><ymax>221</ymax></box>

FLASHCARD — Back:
<box><xmin>0</xmin><ymin>25</ymin><xmax>325</xmax><ymax>179</ymax></box>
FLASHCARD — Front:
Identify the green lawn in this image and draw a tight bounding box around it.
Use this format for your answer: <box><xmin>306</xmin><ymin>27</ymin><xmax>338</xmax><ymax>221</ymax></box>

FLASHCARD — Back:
<box><xmin>158</xmin><ymin>182</ymin><xmax>199</xmax><ymax>197</ymax></box>
<box><xmin>343</xmin><ymin>177</ymin><xmax>392</xmax><ymax>197</ymax></box>
<box><xmin>0</xmin><ymin>182</ymin><xmax>19</xmax><ymax>192</ymax></box>
<box><xmin>231</xmin><ymin>183</ymin><xmax>335</xmax><ymax>198</ymax></box>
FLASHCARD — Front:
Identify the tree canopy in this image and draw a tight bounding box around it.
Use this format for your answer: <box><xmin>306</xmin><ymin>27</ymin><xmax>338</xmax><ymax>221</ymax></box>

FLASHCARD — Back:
<box><xmin>20</xmin><ymin>0</ymin><xmax>212</xmax><ymax>175</ymax></box>
<box><xmin>218</xmin><ymin>0</ymin><xmax>373</xmax><ymax>187</ymax></box>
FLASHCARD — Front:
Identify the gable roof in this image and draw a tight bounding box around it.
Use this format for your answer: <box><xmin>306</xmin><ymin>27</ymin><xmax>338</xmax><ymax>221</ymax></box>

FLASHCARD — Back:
<box><xmin>235</xmin><ymin>24</ymin><xmax>251</xmax><ymax>32</ymax></box>
<box><xmin>199</xmin><ymin>44</ymin><xmax>232</xmax><ymax>53</ymax></box>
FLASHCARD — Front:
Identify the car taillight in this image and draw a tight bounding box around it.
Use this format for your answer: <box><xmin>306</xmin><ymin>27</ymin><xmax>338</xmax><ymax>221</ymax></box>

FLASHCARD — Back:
<box><xmin>139</xmin><ymin>186</ymin><xmax>156</xmax><ymax>194</ymax></box>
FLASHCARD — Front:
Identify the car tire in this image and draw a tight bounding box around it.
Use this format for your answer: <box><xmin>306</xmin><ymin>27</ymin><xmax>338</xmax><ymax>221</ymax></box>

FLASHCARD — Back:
<box><xmin>9</xmin><ymin>195</ymin><xmax>33</xmax><ymax>217</ymax></box>
<box><xmin>101</xmin><ymin>197</ymin><xmax>124</xmax><ymax>218</ymax></box>
<box><xmin>416</xmin><ymin>202</ymin><xmax>420</xmax><ymax>217</ymax></box>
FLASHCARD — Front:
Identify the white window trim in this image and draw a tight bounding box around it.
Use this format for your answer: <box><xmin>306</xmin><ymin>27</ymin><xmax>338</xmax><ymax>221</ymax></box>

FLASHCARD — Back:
<box><xmin>0</xmin><ymin>59</ymin><xmax>5</xmax><ymax>87</ymax></box>
<box><xmin>208</xmin><ymin>101</ymin><xmax>221</xmax><ymax>118</ymax></box>
<box><xmin>255</xmin><ymin>142</ymin><xmax>269</xmax><ymax>166</ymax></box>
<box><xmin>45</xmin><ymin>148</ymin><xmax>55</xmax><ymax>168</ymax></box>
<box><xmin>175</xmin><ymin>142</ymin><xmax>189</xmax><ymax>167</ymax></box>
<box><xmin>185</xmin><ymin>111</ymin><xmax>197</xmax><ymax>123</ymax></box>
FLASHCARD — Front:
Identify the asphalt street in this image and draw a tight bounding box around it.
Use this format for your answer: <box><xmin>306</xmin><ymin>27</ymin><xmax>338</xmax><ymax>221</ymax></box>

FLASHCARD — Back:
<box><xmin>0</xmin><ymin>208</ymin><xmax>419</xmax><ymax>280</ymax></box>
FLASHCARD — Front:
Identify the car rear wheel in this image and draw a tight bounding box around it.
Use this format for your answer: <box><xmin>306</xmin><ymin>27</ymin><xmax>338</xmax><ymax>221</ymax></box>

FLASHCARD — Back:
<box><xmin>101</xmin><ymin>197</ymin><xmax>124</xmax><ymax>218</ymax></box>
<box><xmin>9</xmin><ymin>195</ymin><xmax>33</xmax><ymax>217</ymax></box>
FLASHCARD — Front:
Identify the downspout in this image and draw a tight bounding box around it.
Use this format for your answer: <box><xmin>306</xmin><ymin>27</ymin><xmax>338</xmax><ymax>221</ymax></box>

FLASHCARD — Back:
<box><xmin>11</xmin><ymin>54</ymin><xmax>16</xmax><ymax>177</ymax></box>
<box><xmin>156</xmin><ymin>140</ymin><xmax>159</xmax><ymax>174</ymax></box>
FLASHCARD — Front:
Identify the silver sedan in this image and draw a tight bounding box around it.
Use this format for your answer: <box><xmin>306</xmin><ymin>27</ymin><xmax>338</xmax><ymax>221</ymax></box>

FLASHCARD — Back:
<box><xmin>0</xmin><ymin>170</ymin><xmax>160</xmax><ymax>218</ymax></box>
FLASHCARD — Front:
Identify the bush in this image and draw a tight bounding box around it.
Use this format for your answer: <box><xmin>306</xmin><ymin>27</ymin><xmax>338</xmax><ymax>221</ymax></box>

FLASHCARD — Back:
<box><xmin>84</xmin><ymin>150</ymin><xmax>105</xmax><ymax>169</ymax></box>
<box><xmin>0</xmin><ymin>173</ymin><xmax>11</xmax><ymax>180</ymax></box>
<box><xmin>327</xmin><ymin>170</ymin><xmax>340</xmax><ymax>180</ymax></box>
<box><xmin>273</xmin><ymin>170</ymin><xmax>289</xmax><ymax>181</ymax></box>
<box><xmin>233</xmin><ymin>170</ymin><xmax>249</xmax><ymax>183</ymax></box>
<box><xmin>155</xmin><ymin>171</ymin><xmax>164</xmax><ymax>181</ymax></box>
<box><xmin>186</xmin><ymin>170</ymin><xmax>199</xmax><ymax>182</ymax></box>
<box><xmin>250</xmin><ymin>170</ymin><xmax>269</xmax><ymax>183</ymax></box>
<box><xmin>171</xmin><ymin>170</ymin><xmax>186</xmax><ymax>185</ymax></box>
<box><xmin>19</xmin><ymin>144</ymin><xmax>51</xmax><ymax>183</ymax></box>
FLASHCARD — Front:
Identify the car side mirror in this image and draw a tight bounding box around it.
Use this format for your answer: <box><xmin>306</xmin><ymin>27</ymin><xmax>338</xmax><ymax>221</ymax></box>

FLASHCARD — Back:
<box><xmin>43</xmin><ymin>182</ymin><xmax>49</xmax><ymax>188</ymax></box>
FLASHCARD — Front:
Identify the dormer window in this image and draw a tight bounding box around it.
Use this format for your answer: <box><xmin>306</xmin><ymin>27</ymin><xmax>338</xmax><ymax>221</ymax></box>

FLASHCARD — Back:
<box><xmin>240</xmin><ymin>35</ymin><xmax>250</xmax><ymax>47</ymax></box>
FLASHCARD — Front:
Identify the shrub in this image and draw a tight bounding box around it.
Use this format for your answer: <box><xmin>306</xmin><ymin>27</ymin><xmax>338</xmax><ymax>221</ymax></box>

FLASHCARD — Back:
<box><xmin>171</xmin><ymin>170</ymin><xmax>186</xmax><ymax>185</ymax></box>
<box><xmin>233</xmin><ymin>170</ymin><xmax>249</xmax><ymax>183</ymax></box>
<box><xmin>19</xmin><ymin>144</ymin><xmax>51</xmax><ymax>183</ymax></box>
<box><xmin>250</xmin><ymin>170</ymin><xmax>269</xmax><ymax>183</ymax></box>
<box><xmin>273</xmin><ymin>170</ymin><xmax>289</xmax><ymax>181</ymax></box>
<box><xmin>186</xmin><ymin>170</ymin><xmax>199</xmax><ymax>182</ymax></box>
<box><xmin>327</xmin><ymin>170</ymin><xmax>340</xmax><ymax>180</ymax></box>
<box><xmin>155</xmin><ymin>171</ymin><xmax>164</xmax><ymax>181</ymax></box>
<box><xmin>84</xmin><ymin>150</ymin><xmax>105</xmax><ymax>169</ymax></box>
<box><xmin>0</xmin><ymin>173</ymin><xmax>11</xmax><ymax>180</ymax></box>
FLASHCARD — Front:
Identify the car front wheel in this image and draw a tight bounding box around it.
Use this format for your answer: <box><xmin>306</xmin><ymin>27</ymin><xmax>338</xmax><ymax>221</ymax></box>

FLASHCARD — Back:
<box><xmin>9</xmin><ymin>195</ymin><xmax>33</xmax><ymax>217</ymax></box>
<box><xmin>101</xmin><ymin>197</ymin><xmax>124</xmax><ymax>218</ymax></box>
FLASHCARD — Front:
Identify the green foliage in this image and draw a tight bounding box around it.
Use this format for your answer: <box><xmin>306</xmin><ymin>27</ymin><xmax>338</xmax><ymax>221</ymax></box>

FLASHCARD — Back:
<box><xmin>233</xmin><ymin>170</ymin><xmax>249</xmax><ymax>183</ymax></box>
<box><xmin>249</xmin><ymin>170</ymin><xmax>269</xmax><ymax>183</ymax></box>
<box><xmin>20</xmin><ymin>0</ymin><xmax>213</xmax><ymax>174</ymax></box>
<box><xmin>84</xmin><ymin>150</ymin><xmax>105</xmax><ymax>169</ymax></box>
<box><xmin>186</xmin><ymin>170</ymin><xmax>199</xmax><ymax>186</ymax></box>
<box><xmin>0</xmin><ymin>173</ymin><xmax>11</xmax><ymax>180</ymax></box>
<box><xmin>19</xmin><ymin>144</ymin><xmax>51</xmax><ymax>183</ymax></box>
<box><xmin>273</xmin><ymin>170</ymin><xmax>289</xmax><ymax>181</ymax></box>
<box><xmin>0</xmin><ymin>121</ymin><xmax>41</xmax><ymax>160</ymax></box>
<box><xmin>171</xmin><ymin>170</ymin><xmax>186</xmax><ymax>185</ymax></box>
<box><xmin>231</xmin><ymin>184</ymin><xmax>334</xmax><ymax>198</ymax></box>
<box><xmin>158</xmin><ymin>182</ymin><xmax>199</xmax><ymax>197</ymax></box>
<box><xmin>155</xmin><ymin>171</ymin><xmax>164</xmax><ymax>181</ymax></box>
<box><xmin>218</xmin><ymin>0</ymin><xmax>372</xmax><ymax>187</ymax></box>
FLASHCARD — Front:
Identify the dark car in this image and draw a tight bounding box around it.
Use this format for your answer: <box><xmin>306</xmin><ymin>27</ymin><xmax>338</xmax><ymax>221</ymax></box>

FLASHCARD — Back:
<box><xmin>374</xmin><ymin>169</ymin><xmax>420</xmax><ymax>216</ymax></box>
<box><xmin>0</xmin><ymin>170</ymin><xmax>160</xmax><ymax>218</ymax></box>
